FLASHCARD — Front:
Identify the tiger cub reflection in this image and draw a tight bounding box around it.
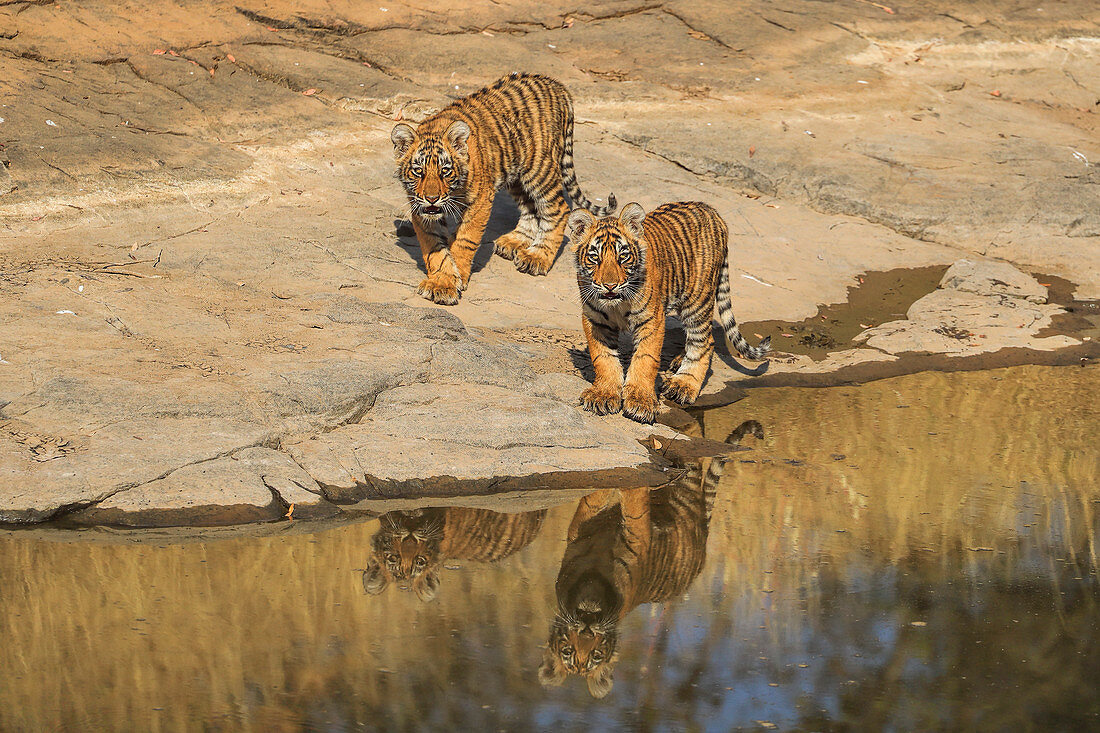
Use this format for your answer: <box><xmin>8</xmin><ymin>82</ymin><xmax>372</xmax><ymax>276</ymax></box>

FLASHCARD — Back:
<box><xmin>363</xmin><ymin>507</ymin><xmax>546</xmax><ymax>601</ymax></box>
<box><xmin>538</xmin><ymin>420</ymin><xmax>762</xmax><ymax>698</ymax></box>
<box><xmin>537</xmin><ymin>465</ymin><xmax>717</xmax><ymax>697</ymax></box>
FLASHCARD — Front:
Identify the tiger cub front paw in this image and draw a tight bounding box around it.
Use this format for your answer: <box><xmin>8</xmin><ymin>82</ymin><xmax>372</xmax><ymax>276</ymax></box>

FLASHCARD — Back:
<box><xmin>622</xmin><ymin>384</ymin><xmax>660</xmax><ymax>424</ymax></box>
<box><xmin>661</xmin><ymin>374</ymin><xmax>702</xmax><ymax>406</ymax></box>
<box><xmin>581</xmin><ymin>384</ymin><xmax>622</xmax><ymax>416</ymax></box>
<box><xmin>416</xmin><ymin>275</ymin><xmax>460</xmax><ymax>305</ymax></box>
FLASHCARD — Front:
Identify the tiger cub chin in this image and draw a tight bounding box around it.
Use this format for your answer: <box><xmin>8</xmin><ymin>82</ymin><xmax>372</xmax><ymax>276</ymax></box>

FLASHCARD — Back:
<box><xmin>391</xmin><ymin>72</ymin><xmax>614</xmax><ymax>306</ymax></box>
<box><xmin>568</xmin><ymin>201</ymin><xmax>771</xmax><ymax>424</ymax></box>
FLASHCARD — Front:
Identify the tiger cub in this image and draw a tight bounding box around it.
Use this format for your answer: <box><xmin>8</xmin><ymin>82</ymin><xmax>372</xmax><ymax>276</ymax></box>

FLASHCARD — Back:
<box><xmin>538</xmin><ymin>420</ymin><xmax>762</xmax><ymax>698</ymax></box>
<box><xmin>363</xmin><ymin>506</ymin><xmax>546</xmax><ymax>601</ymax></box>
<box><xmin>538</xmin><ymin>465</ymin><xmax>720</xmax><ymax>697</ymax></box>
<box><xmin>568</xmin><ymin>201</ymin><xmax>771</xmax><ymax>423</ymax></box>
<box><xmin>391</xmin><ymin>72</ymin><xmax>615</xmax><ymax>305</ymax></box>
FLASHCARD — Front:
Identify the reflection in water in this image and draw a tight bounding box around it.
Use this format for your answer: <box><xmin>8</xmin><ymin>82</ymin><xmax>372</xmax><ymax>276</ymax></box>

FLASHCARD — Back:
<box><xmin>363</xmin><ymin>507</ymin><xmax>546</xmax><ymax>601</ymax></box>
<box><xmin>0</xmin><ymin>365</ymin><xmax>1097</xmax><ymax>730</ymax></box>
<box><xmin>540</xmin><ymin>421</ymin><xmax>761</xmax><ymax>698</ymax></box>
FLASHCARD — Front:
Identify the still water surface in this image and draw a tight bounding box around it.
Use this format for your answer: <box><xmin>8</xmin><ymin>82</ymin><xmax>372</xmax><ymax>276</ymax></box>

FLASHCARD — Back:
<box><xmin>2</xmin><ymin>365</ymin><xmax>1098</xmax><ymax>731</ymax></box>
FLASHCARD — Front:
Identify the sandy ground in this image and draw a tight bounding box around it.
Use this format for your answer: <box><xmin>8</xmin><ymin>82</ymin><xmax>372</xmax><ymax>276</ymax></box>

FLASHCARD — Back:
<box><xmin>1</xmin><ymin>0</ymin><xmax>1097</xmax><ymax>525</ymax></box>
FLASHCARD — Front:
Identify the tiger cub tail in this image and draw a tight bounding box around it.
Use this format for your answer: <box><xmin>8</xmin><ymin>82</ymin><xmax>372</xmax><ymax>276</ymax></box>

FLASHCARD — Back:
<box><xmin>705</xmin><ymin>419</ymin><xmax>765</xmax><ymax>519</ymax></box>
<box><xmin>702</xmin><ymin>459</ymin><xmax>722</xmax><ymax>522</ymax></box>
<box><xmin>561</xmin><ymin>105</ymin><xmax>616</xmax><ymax>216</ymax></box>
<box><xmin>716</xmin><ymin>260</ymin><xmax>771</xmax><ymax>361</ymax></box>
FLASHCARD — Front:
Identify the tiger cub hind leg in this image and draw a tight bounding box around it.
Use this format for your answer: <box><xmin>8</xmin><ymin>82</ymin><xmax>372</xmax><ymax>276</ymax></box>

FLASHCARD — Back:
<box><xmin>513</xmin><ymin>183</ymin><xmax>570</xmax><ymax>277</ymax></box>
<box><xmin>661</xmin><ymin>312</ymin><xmax>716</xmax><ymax>406</ymax></box>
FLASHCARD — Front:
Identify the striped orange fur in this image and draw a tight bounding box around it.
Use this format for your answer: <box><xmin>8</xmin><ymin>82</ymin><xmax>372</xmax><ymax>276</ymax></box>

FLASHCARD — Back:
<box><xmin>363</xmin><ymin>507</ymin><xmax>546</xmax><ymax>601</ymax></box>
<box><xmin>392</xmin><ymin>72</ymin><xmax>615</xmax><ymax>305</ymax></box>
<box><xmin>568</xmin><ymin>201</ymin><xmax>771</xmax><ymax>423</ymax></box>
<box><xmin>538</xmin><ymin>463</ymin><xmax>722</xmax><ymax>697</ymax></box>
<box><xmin>538</xmin><ymin>420</ymin><xmax>762</xmax><ymax>698</ymax></box>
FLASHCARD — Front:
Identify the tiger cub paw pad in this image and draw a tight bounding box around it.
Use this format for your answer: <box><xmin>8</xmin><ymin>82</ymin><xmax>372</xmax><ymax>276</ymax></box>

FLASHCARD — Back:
<box><xmin>622</xmin><ymin>386</ymin><xmax>660</xmax><ymax>424</ymax></box>
<box><xmin>581</xmin><ymin>386</ymin><xmax>622</xmax><ymax>416</ymax></box>
<box><xmin>514</xmin><ymin>247</ymin><xmax>553</xmax><ymax>276</ymax></box>
<box><xmin>416</xmin><ymin>277</ymin><xmax>460</xmax><ymax>305</ymax></box>
<box><xmin>661</xmin><ymin>375</ymin><xmax>701</xmax><ymax>406</ymax></box>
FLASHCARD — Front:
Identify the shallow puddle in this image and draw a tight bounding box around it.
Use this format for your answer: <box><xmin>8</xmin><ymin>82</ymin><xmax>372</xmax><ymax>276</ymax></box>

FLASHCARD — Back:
<box><xmin>2</xmin><ymin>365</ymin><xmax>1098</xmax><ymax>731</ymax></box>
<box><xmin>747</xmin><ymin>266</ymin><xmax>947</xmax><ymax>360</ymax></box>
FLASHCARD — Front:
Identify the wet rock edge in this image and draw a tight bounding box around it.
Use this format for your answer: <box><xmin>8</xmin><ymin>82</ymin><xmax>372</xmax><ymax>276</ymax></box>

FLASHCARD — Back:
<box><xmin>11</xmin><ymin>434</ymin><xmax>734</xmax><ymax>531</ymax></box>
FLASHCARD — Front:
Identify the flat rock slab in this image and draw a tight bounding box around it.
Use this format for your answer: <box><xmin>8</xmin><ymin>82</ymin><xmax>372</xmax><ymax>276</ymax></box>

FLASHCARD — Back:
<box><xmin>0</xmin><ymin>417</ymin><xmax>280</xmax><ymax>523</ymax></box>
<box><xmin>286</xmin><ymin>380</ymin><xmax>678</xmax><ymax>503</ymax></box>
<box><xmin>68</xmin><ymin>448</ymin><xmax>339</xmax><ymax>526</ymax></box>
<box><xmin>0</xmin><ymin>293</ymin><xmax>682</xmax><ymax>526</ymax></box>
<box><xmin>939</xmin><ymin>259</ymin><xmax>1049</xmax><ymax>304</ymax></box>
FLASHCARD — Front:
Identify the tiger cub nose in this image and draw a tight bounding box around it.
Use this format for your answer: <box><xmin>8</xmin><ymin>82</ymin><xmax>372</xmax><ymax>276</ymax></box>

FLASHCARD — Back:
<box><xmin>424</xmin><ymin>194</ymin><xmax>440</xmax><ymax>204</ymax></box>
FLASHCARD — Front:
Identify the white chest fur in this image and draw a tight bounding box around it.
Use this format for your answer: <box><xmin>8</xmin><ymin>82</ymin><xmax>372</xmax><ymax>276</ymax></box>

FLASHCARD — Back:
<box><xmin>584</xmin><ymin>299</ymin><xmax>633</xmax><ymax>332</ymax></box>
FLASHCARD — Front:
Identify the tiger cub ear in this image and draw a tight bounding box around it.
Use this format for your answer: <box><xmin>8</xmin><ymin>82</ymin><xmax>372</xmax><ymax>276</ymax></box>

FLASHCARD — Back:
<box><xmin>567</xmin><ymin>208</ymin><xmax>596</xmax><ymax>244</ymax></box>
<box><xmin>443</xmin><ymin>120</ymin><xmax>471</xmax><ymax>158</ymax></box>
<box><xmin>619</xmin><ymin>202</ymin><xmax>646</xmax><ymax>239</ymax></box>
<box><xmin>391</xmin><ymin>123</ymin><xmax>416</xmax><ymax>159</ymax></box>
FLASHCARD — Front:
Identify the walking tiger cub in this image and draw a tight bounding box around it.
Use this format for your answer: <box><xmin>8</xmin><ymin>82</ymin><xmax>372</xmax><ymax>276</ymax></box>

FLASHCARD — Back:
<box><xmin>568</xmin><ymin>201</ymin><xmax>771</xmax><ymax>423</ymax></box>
<box><xmin>363</xmin><ymin>507</ymin><xmax>546</xmax><ymax>602</ymax></box>
<box><xmin>391</xmin><ymin>72</ymin><xmax>614</xmax><ymax>305</ymax></box>
<box><xmin>538</xmin><ymin>420</ymin><xmax>763</xmax><ymax>698</ymax></box>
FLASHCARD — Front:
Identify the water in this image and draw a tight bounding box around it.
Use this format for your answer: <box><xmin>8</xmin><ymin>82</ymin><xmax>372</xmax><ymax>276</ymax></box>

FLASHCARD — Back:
<box><xmin>2</xmin><ymin>364</ymin><xmax>1097</xmax><ymax>731</ymax></box>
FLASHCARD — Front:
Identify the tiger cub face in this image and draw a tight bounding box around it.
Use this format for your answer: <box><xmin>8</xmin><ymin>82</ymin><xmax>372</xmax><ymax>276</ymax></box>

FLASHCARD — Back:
<box><xmin>391</xmin><ymin>120</ymin><xmax>471</xmax><ymax>223</ymax></box>
<box><xmin>568</xmin><ymin>203</ymin><xmax>648</xmax><ymax>307</ymax></box>
<box><xmin>362</xmin><ymin>509</ymin><xmax>444</xmax><ymax>602</ymax></box>
<box><xmin>538</xmin><ymin>574</ymin><xmax>622</xmax><ymax>698</ymax></box>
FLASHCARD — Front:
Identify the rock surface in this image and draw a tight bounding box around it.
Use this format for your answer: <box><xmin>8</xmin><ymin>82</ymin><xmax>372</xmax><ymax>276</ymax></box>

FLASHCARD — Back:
<box><xmin>286</xmin><ymin>381</ymin><xmax>677</xmax><ymax>504</ymax></box>
<box><xmin>1</xmin><ymin>0</ymin><xmax>1097</xmax><ymax>526</ymax></box>
<box><xmin>854</xmin><ymin>260</ymin><xmax>1078</xmax><ymax>356</ymax></box>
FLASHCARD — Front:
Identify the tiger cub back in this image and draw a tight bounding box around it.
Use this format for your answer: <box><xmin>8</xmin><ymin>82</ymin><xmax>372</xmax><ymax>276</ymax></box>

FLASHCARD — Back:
<box><xmin>363</xmin><ymin>506</ymin><xmax>546</xmax><ymax>601</ymax></box>
<box><xmin>568</xmin><ymin>201</ymin><xmax>770</xmax><ymax>424</ymax></box>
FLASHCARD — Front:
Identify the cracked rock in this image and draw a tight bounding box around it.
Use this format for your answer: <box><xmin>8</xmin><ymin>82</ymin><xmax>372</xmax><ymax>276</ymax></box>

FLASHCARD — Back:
<box><xmin>68</xmin><ymin>455</ymin><xmax>288</xmax><ymax>527</ymax></box>
<box><xmin>286</xmin><ymin>382</ymin><xmax>678</xmax><ymax>504</ymax></box>
<box><xmin>939</xmin><ymin>259</ymin><xmax>1048</xmax><ymax>304</ymax></box>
